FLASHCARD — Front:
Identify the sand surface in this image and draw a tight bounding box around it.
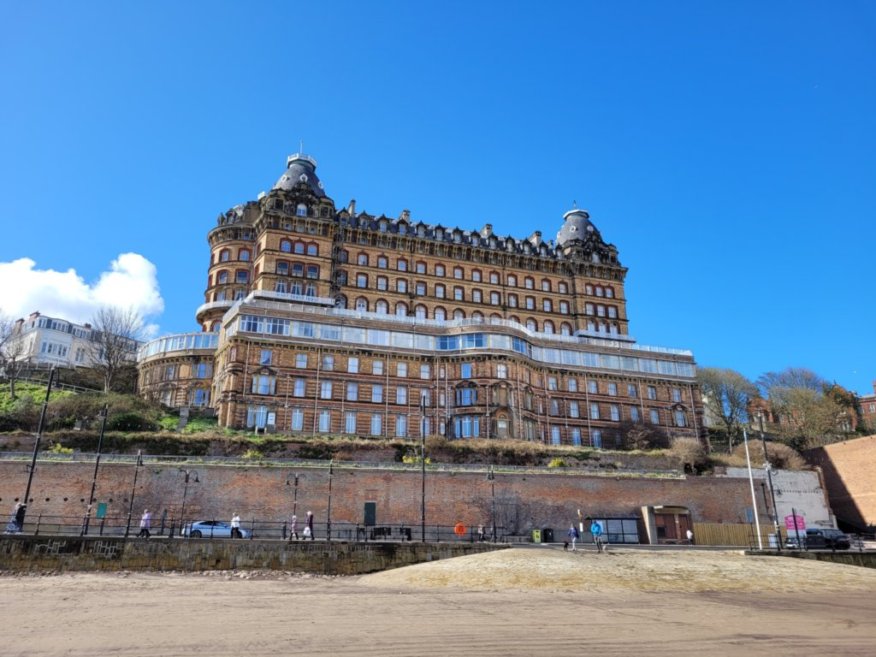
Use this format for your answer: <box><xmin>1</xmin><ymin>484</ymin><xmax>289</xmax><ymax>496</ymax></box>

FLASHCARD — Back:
<box><xmin>2</xmin><ymin>547</ymin><xmax>875</xmax><ymax>656</ymax></box>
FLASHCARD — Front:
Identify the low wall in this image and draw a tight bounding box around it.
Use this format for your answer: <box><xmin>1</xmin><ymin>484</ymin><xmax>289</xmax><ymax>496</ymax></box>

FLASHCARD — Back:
<box><xmin>761</xmin><ymin>550</ymin><xmax>876</xmax><ymax>570</ymax></box>
<box><xmin>0</xmin><ymin>535</ymin><xmax>505</xmax><ymax>575</ymax></box>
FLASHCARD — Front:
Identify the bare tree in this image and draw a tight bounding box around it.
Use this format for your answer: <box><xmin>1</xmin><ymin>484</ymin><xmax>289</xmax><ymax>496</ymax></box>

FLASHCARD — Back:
<box><xmin>697</xmin><ymin>367</ymin><xmax>758</xmax><ymax>452</ymax></box>
<box><xmin>88</xmin><ymin>307</ymin><xmax>143</xmax><ymax>393</ymax></box>
<box><xmin>0</xmin><ymin>312</ymin><xmax>28</xmax><ymax>399</ymax></box>
<box><xmin>757</xmin><ymin>367</ymin><xmax>825</xmax><ymax>395</ymax></box>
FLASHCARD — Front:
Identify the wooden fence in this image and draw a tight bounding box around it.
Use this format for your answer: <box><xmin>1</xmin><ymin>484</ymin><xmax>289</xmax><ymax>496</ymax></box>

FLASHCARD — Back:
<box><xmin>692</xmin><ymin>522</ymin><xmax>779</xmax><ymax>548</ymax></box>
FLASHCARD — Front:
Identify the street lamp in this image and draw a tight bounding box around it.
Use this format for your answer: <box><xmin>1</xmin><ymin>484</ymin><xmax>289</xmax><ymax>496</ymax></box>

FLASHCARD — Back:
<box><xmin>758</xmin><ymin>414</ymin><xmax>782</xmax><ymax>551</ymax></box>
<box><xmin>326</xmin><ymin>460</ymin><xmax>334</xmax><ymax>542</ymax></box>
<box><xmin>178</xmin><ymin>468</ymin><xmax>199</xmax><ymax>535</ymax></box>
<box><xmin>420</xmin><ymin>392</ymin><xmax>427</xmax><ymax>543</ymax></box>
<box><xmin>487</xmin><ymin>465</ymin><xmax>496</xmax><ymax>542</ymax></box>
<box><xmin>285</xmin><ymin>473</ymin><xmax>300</xmax><ymax>517</ymax></box>
<box><xmin>18</xmin><ymin>367</ymin><xmax>56</xmax><ymax>532</ymax></box>
<box><xmin>82</xmin><ymin>403</ymin><xmax>109</xmax><ymax>535</ymax></box>
<box><xmin>124</xmin><ymin>451</ymin><xmax>144</xmax><ymax>537</ymax></box>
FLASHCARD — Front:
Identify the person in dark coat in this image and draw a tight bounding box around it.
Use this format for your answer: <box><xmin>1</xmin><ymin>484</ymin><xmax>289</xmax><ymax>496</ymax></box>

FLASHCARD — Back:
<box><xmin>4</xmin><ymin>503</ymin><xmax>25</xmax><ymax>534</ymax></box>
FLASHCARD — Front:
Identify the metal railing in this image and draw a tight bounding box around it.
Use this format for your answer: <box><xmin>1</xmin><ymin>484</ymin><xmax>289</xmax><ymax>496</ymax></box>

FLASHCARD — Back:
<box><xmin>7</xmin><ymin>514</ymin><xmax>508</xmax><ymax>544</ymax></box>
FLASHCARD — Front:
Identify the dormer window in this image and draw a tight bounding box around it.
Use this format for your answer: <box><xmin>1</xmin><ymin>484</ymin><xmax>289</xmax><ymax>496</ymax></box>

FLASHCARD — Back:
<box><xmin>296</xmin><ymin>204</ymin><xmax>307</xmax><ymax>217</ymax></box>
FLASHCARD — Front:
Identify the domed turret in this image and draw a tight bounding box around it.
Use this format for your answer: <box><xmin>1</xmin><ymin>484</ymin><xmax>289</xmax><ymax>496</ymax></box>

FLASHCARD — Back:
<box><xmin>273</xmin><ymin>153</ymin><xmax>326</xmax><ymax>198</ymax></box>
<box><xmin>556</xmin><ymin>208</ymin><xmax>597</xmax><ymax>247</ymax></box>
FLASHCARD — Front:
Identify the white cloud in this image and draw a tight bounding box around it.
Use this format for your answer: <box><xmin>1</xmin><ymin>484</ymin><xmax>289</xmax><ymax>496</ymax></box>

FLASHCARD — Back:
<box><xmin>0</xmin><ymin>253</ymin><xmax>164</xmax><ymax>332</ymax></box>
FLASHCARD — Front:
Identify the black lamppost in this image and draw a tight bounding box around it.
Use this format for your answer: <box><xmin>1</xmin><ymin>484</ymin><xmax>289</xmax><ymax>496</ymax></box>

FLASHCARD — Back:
<box><xmin>326</xmin><ymin>460</ymin><xmax>334</xmax><ymax>542</ymax></box>
<box><xmin>178</xmin><ymin>468</ymin><xmax>199</xmax><ymax>535</ymax></box>
<box><xmin>18</xmin><ymin>367</ymin><xmax>55</xmax><ymax>531</ymax></box>
<box><xmin>420</xmin><ymin>393</ymin><xmax>427</xmax><ymax>543</ymax></box>
<box><xmin>487</xmin><ymin>465</ymin><xmax>496</xmax><ymax>542</ymax></box>
<box><xmin>124</xmin><ymin>450</ymin><xmax>144</xmax><ymax>537</ymax></box>
<box><xmin>82</xmin><ymin>403</ymin><xmax>109</xmax><ymax>536</ymax></box>
<box><xmin>286</xmin><ymin>473</ymin><xmax>300</xmax><ymax>517</ymax></box>
<box><xmin>758</xmin><ymin>414</ymin><xmax>782</xmax><ymax>551</ymax></box>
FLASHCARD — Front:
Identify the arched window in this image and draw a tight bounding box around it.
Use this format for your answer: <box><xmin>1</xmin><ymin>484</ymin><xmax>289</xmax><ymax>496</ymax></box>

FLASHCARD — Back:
<box><xmin>435</xmin><ymin>264</ymin><xmax>445</xmax><ymax>277</ymax></box>
<box><xmin>397</xmin><ymin>258</ymin><xmax>408</xmax><ymax>272</ymax></box>
<box><xmin>217</xmin><ymin>270</ymin><xmax>229</xmax><ymax>284</ymax></box>
<box><xmin>415</xmin><ymin>304</ymin><xmax>427</xmax><ymax>319</ymax></box>
<box><xmin>472</xmin><ymin>311</ymin><xmax>484</xmax><ymax>322</ymax></box>
<box><xmin>509</xmin><ymin>315</ymin><xmax>520</xmax><ymax>324</ymax></box>
<box><xmin>507</xmin><ymin>274</ymin><xmax>517</xmax><ymax>287</ymax></box>
<box><xmin>280</xmin><ymin>240</ymin><xmax>292</xmax><ymax>253</ymax></box>
<box><xmin>293</xmin><ymin>242</ymin><xmax>305</xmax><ymax>255</ymax></box>
<box><xmin>524</xmin><ymin>277</ymin><xmax>534</xmax><ymax>289</ymax></box>
<box><xmin>453</xmin><ymin>309</ymin><xmax>465</xmax><ymax>320</ymax></box>
<box><xmin>543</xmin><ymin>320</ymin><xmax>555</xmax><ymax>334</ymax></box>
<box><xmin>219</xmin><ymin>249</ymin><xmax>230</xmax><ymax>262</ymax></box>
<box><xmin>434</xmin><ymin>307</ymin><xmax>446</xmax><ymax>321</ymax></box>
<box><xmin>490</xmin><ymin>313</ymin><xmax>502</xmax><ymax>322</ymax></box>
<box><xmin>239</xmin><ymin>249</ymin><xmax>250</xmax><ymax>262</ymax></box>
<box><xmin>355</xmin><ymin>297</ymin><xmax>368</xmax><ymax>312</ymax></box>
<box><xmin>453</xmin><ymin>266</ymin><xmax>464</xmax><ymax>279</ymax></box>
<box><xmin>471</xmin><ymin>269</ymin><xmax>482</xmax><ymax>282</ymax></box>
<box><xmin>489</xmin><ymin>271</ymin><xmax>499</xmax><ymax>284</ymax></box>
<box><xmin>526</xmin><ymin>318</ymin><xmax>537</xmax><ymax>331</ymax></box>
<box><xmin>586</xmin><ymin>320</ymin><xmax>596</xmax><ymax>331</ymax></box>
<box><xmin>357</xmin><ymin>252</ymin><xmax>369</xmax><ymax>266</ymax></box>
<box><xmin>292</xmin><ymin>263</ymin><xmax>304</xmax><ymax>277</ymax></box>
<box><xmin>595</xmin><ymin>286</ymin><xmax>604</xmax><ymax>297</ymax></box>
<box><xmin>541</xmin><ymin>279</ymin><xmax>551</xmax><ymax>291</ymax></box>
<box><xmin>338</xmin><ymin>249</ymin><xmax>349</xmax><ymax>263</ymax></box>
<box><xmin>377</xmin><ymin>256</ymin><xmax>388</xmax><ymax>269</ymax></box>
<box><xmin>560</xmin><ymin>322</ymin><xmax>572</xmax><ymax>336</ymax></box>
<box><xmin>375</xmin><ymin>300</ymin><xmax>389</xmax><ymax>314</ymax></box>
<box><xmin>306</xmin><ymin>243</ymin><xmax>318</xmax><ymax>256</ymax></box>
<box><xmin>210</xmin><ymin>320</ymin><xmax>221</xmax><ymax>331</ymax></box>
<box><xmin>306</xmin><ymin>265</ymin><xmax>319</xmax><ymax>279</ymax></box>
<box><xmin>396</xmin><ymin>302</ymin><xmax>408</xmax><ymax>317</ymax></box>
<box><xmin>335</xmin><ymin>295</ymin><xmax>347</xmax><ymax>309</ymax></box>
<box><xmin>558</xmin><ymin>282</ymin><xmax>568</xmax><ymax>294</ymax></box>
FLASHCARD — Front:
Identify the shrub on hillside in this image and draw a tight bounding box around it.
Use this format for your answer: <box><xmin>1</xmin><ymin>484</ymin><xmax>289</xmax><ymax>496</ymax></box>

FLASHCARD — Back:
<box><xmin>731</xmin><ymin>441</ymin><xmax>806</xmax><ymax>470</ymax></box>
<box><xmin>669</xmin><ymin>437</ymin><xmax>709</xmax><ymax>474</ymax></box>
<box><xmin>47</xmin><ymin>393</ymin><xmax>162</xmax><ymax>431</ymax></box>
<box><xmin>106</xmin><ymin>412</ymin><xmax>159</xmax><ymax>432</ymax></box>
<box><xmin>615</xmin><ymin>421</ymin><xmax>671</xmax><ymax>450</ymax></box>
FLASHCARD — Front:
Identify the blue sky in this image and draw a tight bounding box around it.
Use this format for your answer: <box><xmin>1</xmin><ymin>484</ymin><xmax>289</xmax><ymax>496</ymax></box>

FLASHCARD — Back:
<box><xmin>1</xmin><ymin>2</ymin><xmax>874</xmax><ymax>395</ymax></box>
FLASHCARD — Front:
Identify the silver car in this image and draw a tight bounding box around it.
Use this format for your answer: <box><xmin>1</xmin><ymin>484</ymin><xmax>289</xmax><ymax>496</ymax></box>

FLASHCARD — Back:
<box><xmin>182</xmin><ymin>520</ymin><xmax>249</xmax><ymax>539</ymax></box>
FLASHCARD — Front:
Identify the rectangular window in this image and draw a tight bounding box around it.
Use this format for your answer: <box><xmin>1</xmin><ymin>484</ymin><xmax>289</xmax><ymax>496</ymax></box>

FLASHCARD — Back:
<box><xmin>370</xmin><ymin>414</ymin><xmax>383</xmax><ymax>436</ymax></box>
<box><xmin>346</xmin><ymin>382</ymin><xmax>358</xmax><ymax>401</ymax></box>
<box><xmin>647</xmin><ymin>386</ymin><xmax>657</xmax><ymax>400</ymax></box>
<box><xmin>650</xmin><ymin>409</ymin><xmax>660</xmax><ymax>424</ymax></box>
<box><xmin>674</xmin><ymin>410</ymin><xmax>687</xmax><ymax>427</ymax></box>
<box><xmin>291</xmin><ymin>408</ymin><xmax>304</xmax><ymax>431</ymax></box>
<box><xmin>251</xmin><ymin>375</ymin><xmax>276</xmax><ymax>395</ymax></box>
<box><xmin>671</xmin><ymin>388</ymin><xmax>682</xmax><ymax>402</ymax></box>
<box><xmin>397</xmin><ymin>386</ymin><xmax>408</xmax><ymax>405</ymax></box>
<box><xmin>395</xmin><ymin>415</ymin><xmax>407</xmax><ymax>437</ymax></box>
<box><xmin>569</xmin><ymin>401</ymin><xmax>580</xmax><ymax>418</ymax></box>
<box><xmin>318</xmin><ymin>410</ymin><xmax>331</xmax><ymax>433</ymax></box>
<box><xmin>590</xmin><ymin>403</ymin><xmax>600</xmax><ymax>420</ymax></box>
<box><xmin>550</xmin><ymin>399</ymin><xmax>560</xmax><ymax>415</ymax></box>
<box><xmin>608</xmin><ymin>383</ymin><xmax>617</xmax><ymax>396</ymax></box>
<box><xmin>497</xmin><ymin>364</ymin><xmax>507</xmax><ymax>379</ymax></box>
<box><xmin>320</xmin><ymin>381</ymin><xmax>333</xmax><ymax>399</ymax></box>
<box><xmin>472</xmin><ymin>290</ymin><xmax>482</xmax><ymax>303</ymax></box>
<box><xmin>420</xmin><ymin>364</ymin><xmax>431</xmax><ymax>379</ymax></box>
<box><xmin>550</xmin><ymin>426</ymin><xmax>561</xmax><ymax>445</ymax></box>
<box><xmin>260</xmin><ymin>349</ymin><xmax>272</xmax><ymax>366</ymax></box>
<box><xmin>348</xmin><ymin>357</ymin><xmax>359</xmax><ymax>373</ymax></box>
<box><xmin>588</xmin><ymin>380</ymin><xmax>598</xmax><ymax>394</ymax></box>
<box><xmin>420</xmin><ymin>389</ymin><xmax>431</xmax><ymax>406</ymax></box>
<box><xmin>397</xmin><ymin>362</ymin><xmax>408</xmax><ymax>377</ymax></box>
<box><xmin>293</xmin><ymin>379</ymin><xmax>306</xmax><ymax>397</ymax></box>
<box><xmin>592</xmin><ymin>430</ymin><xmax>603</xmax><ymax>449</ymax></box>
<box><xmin>295</xmin><ymin>353</ymin><xmax>307</xmax><ymax>368</ymax></box>
<box><xmin>568</xmin><ymin>378</ymin><xmax>577</xmax><ymax>392</ymax></box>
<box><xmin>630</xmin><ymin>406</ymin><xmax>640</xmax><ymax>422</ymax></box>
<box><xmin>461</xmin><ymin>363</ymin><xmax>472</xmax><ymax>379</ymax></box>
<box><xmin>610</xmin><ymin>404</ymin><xmax>620</xmax><ymax>421</ymax></box>
<box><xmin>628</xmin><ymin>384</ymin><xmax>638</xmax><ymax>397</ymax></box>
<box><xmin>372</xmin><ymin>384</ymin><xmax>384</xmax><ymax>403</ymax></box>
<box><xmin>547</xmin><ymin>376</ymin><xmax>558</xmax><ymax>391</ymax></box>
<box><xmin>571</xmin><ymin>428</ymin><xmax>582</xmax><ymax>446</ymax></box>
<box><xmin>322</xmin><ymin>355</ymin><xmax>334</xmax><ymax>371</ymax></box>
<box><xmin>454</xmin><ymin>287</ymin><xmax>464</xmax><ymax>301</ymax></box>
<box><xmin>372</xmin><ymin>360</ymin><xmax>384</xmax><ymax>375</ymax></box>
<box><xmin>344</xmin><ymin>412</ymin><xmax>357</xmax><ymax>434</ymax></box>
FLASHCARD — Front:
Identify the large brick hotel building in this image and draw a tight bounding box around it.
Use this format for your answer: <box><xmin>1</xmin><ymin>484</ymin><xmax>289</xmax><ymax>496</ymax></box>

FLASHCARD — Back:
<box><xmin>138</xmin><ymin>153</ymin><xmax>703</xmax><ymax>445</ymax></box>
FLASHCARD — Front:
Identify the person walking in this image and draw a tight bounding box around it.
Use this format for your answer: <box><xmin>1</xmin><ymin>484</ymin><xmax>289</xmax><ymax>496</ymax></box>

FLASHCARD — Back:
<box><xmin>568</xmin><ymin>524</ymin><xmax>580</xmax><ymax>551</ymax></box>
<box><xmin>590</xmin><ymin>519</ymin><xmax>604</xmax><ymax>553</ymax></box>
<box><xmin>477</xmin><ymin>524</ymin><xmax>485</xmax><ymax>542</ymax></box>
<box><xmin>4</xmin><ymin>503</ymin><xmax>25</xmax><ymax>534</ymax></box>
<box><xmin>231</xmin><ymin>512</ymin><xmax>242</xmax><ymax>539</ymax></box>
<box><xmin>686</xmin><ymin>528</ymin><xmax>694</xmax><ymax>546</ymax></box>
<box><xmin>138</xmin><ymin>509</ymin><xmax>152</xmax><ymax>539</ymax></box>
<box><xmin>304</xmin><ymin>510</ymin><xmax>314</xmax><ymax>540</ymax></box>
<box><xmin>289</xmin><ymin>514</ymin><xmax>299</xmax><ymax>541</ymax></box>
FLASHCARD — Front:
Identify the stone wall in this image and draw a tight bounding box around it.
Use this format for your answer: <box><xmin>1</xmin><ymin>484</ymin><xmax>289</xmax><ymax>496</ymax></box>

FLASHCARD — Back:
<box><xmin>0</xmin><ymin>535</ymin><xmax>502</xmax><ymax>575</ymax></box>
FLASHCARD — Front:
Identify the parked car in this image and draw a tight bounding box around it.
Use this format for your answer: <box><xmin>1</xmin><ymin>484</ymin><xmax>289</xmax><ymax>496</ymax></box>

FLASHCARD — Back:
<box><xmin>182</xmin><ymin>520</ymin><xmax>249</xmax><ymax>539</ymax></box>
<box><xmin>785</xmin><ymin>528</ymin><xmax>850</xmax><ymax>550</ymax></box>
